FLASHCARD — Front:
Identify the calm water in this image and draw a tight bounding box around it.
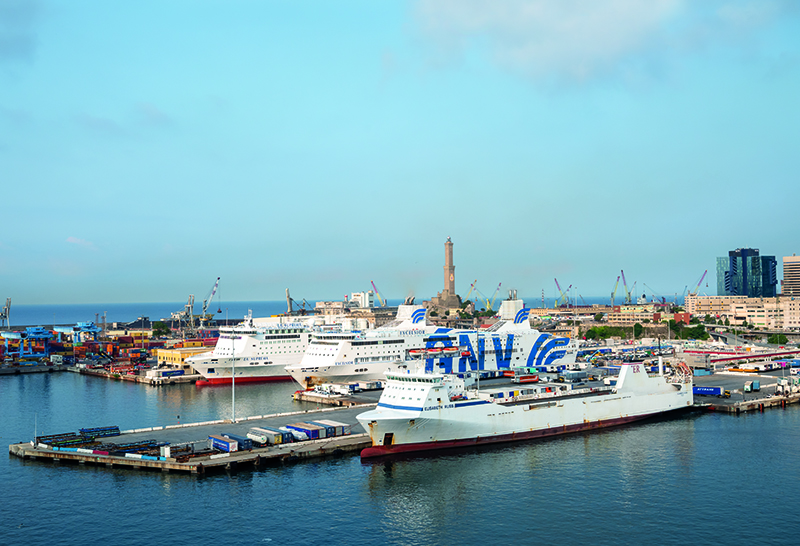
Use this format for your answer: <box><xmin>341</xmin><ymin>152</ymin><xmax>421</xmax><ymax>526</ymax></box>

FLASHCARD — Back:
<box><xmin>2</xmin><ymin>372</ymin><xmax>799</xmax><ymax>545</ymax></box>
<box><xmin>7</xmin><ymin>296</ymin><xmax>628</xmax><ymax>329</ymax></box>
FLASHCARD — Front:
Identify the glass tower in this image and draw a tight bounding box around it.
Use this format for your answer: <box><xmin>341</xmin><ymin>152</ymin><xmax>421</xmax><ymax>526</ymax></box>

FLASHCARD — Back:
<box><xmin>716</xmin><ymin>248</ymin><xmax>777</xmax><ymax>297</ymax></box>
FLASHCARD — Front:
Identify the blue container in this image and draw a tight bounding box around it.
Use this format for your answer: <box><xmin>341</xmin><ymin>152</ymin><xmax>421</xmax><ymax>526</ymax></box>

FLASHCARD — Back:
<box><xmin>222</xmin><ymin>432</ymin><xmax>252</xmax><ymax>450</ymax></box>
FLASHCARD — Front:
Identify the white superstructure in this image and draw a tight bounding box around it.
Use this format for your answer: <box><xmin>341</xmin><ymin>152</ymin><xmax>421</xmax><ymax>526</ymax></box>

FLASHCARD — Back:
<box><xmin>357</xmin><ymin>358</ymin><xmax>694</xmax><ymax>457</ymax></box>
<box><xmin>187</xmin><ymin>312</ymin><xmax>359</xmax><ymax>385</ymax></box>
<box><xmin>285</xmin><ymin>299</ymin><xmax>578</xmax><ymax>388</ymax></box>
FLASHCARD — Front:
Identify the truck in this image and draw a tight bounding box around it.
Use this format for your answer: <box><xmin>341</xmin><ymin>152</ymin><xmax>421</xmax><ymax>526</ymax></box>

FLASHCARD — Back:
<box><xmin>222</xmin><ymin>432</ymin><xmax>252</xmax><ymax>450</ymax></box>
<box><xmin>693</xmin><ymin>386</ymin><xmax>731</xmax><ymax>398</ymax></box>
<box><xmin>511</xmin><ymin>367</ymin><xmax>541</xmax><ymax>384</ymax></box>
<box><xmin>208</xmin><ymin>435</ymin><xmax>238</xmax><ymax>452</ymax></box>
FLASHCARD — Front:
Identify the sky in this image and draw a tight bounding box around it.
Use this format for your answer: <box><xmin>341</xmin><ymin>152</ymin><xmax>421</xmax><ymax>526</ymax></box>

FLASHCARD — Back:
<box><xmin>1</xmin><ymin>0</ymin><xmax>799</xmax><ymax>305</ymax></box>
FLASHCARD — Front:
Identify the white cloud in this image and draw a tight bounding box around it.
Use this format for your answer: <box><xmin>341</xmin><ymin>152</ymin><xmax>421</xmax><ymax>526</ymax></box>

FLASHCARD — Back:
<box><xmin>66</xmin><ymin>236</ymin><xmax>96</xmax><ymax>250</ymax></box>
<box><xmin>413</xmin><ymin>0</ymin><xmax>794</xmax><ymax>82</ymax></box>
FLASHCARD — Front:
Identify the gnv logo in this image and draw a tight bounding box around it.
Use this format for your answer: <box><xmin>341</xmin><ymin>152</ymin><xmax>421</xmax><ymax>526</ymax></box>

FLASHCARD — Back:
<box><xmin>513</xmin><ymin>308</ymin><xmax>530</xmax><ymax>324</ymax></box>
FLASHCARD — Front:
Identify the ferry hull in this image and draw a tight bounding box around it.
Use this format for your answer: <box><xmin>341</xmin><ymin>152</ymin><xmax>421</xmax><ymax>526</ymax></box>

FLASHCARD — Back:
<box><xmin>360</xmin><ymin>410</ymin><xmax>680</xmax><ymax>458</ymax></box>
<box><xmin>358</xmin><ymin>362</ymin><xmax>693</xmax><ymax>459</ymax></box>
<box><xmin>196</xmin><ymin>374</ymin><xmax>293</xmax><ymax>386</ymax></box>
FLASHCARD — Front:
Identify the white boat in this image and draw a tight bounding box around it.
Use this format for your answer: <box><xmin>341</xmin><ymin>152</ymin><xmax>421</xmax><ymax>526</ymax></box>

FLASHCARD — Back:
<box><xmin>186</xmin><ymin>312</ymin><xmax>357</xmax><ymax>385</ymax></box>
<box><xmin>356</xmin><ymin>358</ymin><xmax>694</xmax><ymax>458</ymax></box>
<box><xmin>285</xmin><ymin>299</ymin><xmax>578</xmax><ymax>388</ymax></box>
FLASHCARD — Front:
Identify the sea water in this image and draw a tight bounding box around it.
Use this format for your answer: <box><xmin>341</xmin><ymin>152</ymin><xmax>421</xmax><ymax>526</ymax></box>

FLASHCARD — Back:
<box><xmin>2</xmin><ymin>371</ymin><xmax>799</xmax><ymax>546</ymax></box>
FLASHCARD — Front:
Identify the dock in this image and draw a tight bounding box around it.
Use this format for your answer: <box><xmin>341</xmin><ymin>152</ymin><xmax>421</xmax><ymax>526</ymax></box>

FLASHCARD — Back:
<box><xmin>66</xmin><ymin>365</ymin><xmax>202</xmax><ymax>385</ymax></box>
<box><xmin>0</xmin><ymin>364</ymin><xmax>67</xmax><ymax>375</ymax></box>
<box><xmin>8</xmin><ymin>404</ymin><xmax>375</xmax><ymax>476</ymax></box>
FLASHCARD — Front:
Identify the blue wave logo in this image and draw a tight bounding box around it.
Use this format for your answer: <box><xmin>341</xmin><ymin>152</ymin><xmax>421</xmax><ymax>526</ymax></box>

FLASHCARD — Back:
<box><xmin>513</xmin><ymin>309</ymin><xmax>530</xmax><ymax>324</ymax></box>
<box><xmin>411</xmin><ymin>309</ymin><xmax>426</xmax><ymax>324</ymax></box>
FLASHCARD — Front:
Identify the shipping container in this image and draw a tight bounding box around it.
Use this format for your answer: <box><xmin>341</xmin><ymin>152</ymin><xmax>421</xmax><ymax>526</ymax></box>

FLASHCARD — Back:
<box><xmin>314</xmin><ymin>419</ymin><xmax>351</xmax><ymax>436</ymax></box>
<box><xmin>260</xmin><ymin>426</ymin><xmax>294</xmax><ymax>443</ymax></box>
<box><xmin>280</xmin><ymin>426</ymin><xmax>309</xmax><ymax>441</ymax></box>
<box><xmin>208</xmin><ymin>435</ymin><xmax>238</xmax><ymax>452</ymax></box>
<box><xmin>752</xmin><ymin>380</ymin><xmax>760</xmax><ymax>391</ymax></box>
<box><xmin>744</xmin><ymin>381</ymin><xmax>753</xmax><ymax>393</ymax></box>
<box><xmin>692</xmin><ymin>386</ymin><xmax>730</xmax><ymax>398</ymax></box>
<box><xmin>286</xmin><ymin>422</ymin><xmax>325</xmax><ymax>439</ymax></box>
<box><xmin>307</xmin><ymin>421</ymin><xmax>336</xmax><ymax>437</ymax></box>
<box><xmin>221</xmin><ymin>432</ymin><xmax>252</xmax><ymax>450</ymax></box>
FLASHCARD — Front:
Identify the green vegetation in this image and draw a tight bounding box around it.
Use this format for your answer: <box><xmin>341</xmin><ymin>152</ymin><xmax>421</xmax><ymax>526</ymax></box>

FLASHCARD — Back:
<box><xmin>152</xmin><ymin>321</ymin><xmax>170</xmax><ymax>337</ymax></box>
<box><xmin>594</xmin><ymin>313</ymin><xmax>605</xmax><ymax>322</ymax></box>
<box><xmin>668</xmin><ymin>319</ymin><xmax>709</xmax><ymax>340</ymax></box>
<box><xmin>768</xmin><ymin>333</ymin><xmax>789</xmax><ymax>345</ymax></box>
<box><xmin>584</xmin><ymin>325</ymin><xmax>630</xmax><ymax>340</ymax></box>
<box><xmin>633</xmin><ymin>323</ymin><xmax>643</xmax><ymax>338</ymax></box>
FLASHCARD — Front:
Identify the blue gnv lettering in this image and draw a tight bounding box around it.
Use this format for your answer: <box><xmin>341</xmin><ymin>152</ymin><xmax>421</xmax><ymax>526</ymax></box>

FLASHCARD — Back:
<box><xmin>491</xmin><ymin>334</ymin><xmax>514</xmax><ymax>369</ymax></box>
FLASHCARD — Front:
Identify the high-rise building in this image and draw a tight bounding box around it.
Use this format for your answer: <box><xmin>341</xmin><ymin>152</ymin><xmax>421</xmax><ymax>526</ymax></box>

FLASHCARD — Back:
<box><xmin>716</xmin><ymin>248</ymin><xmax>777</xmax><ymax>298</ymax></box>
<box><xmin>783</xmin><ymin>255</ymin><xmax>800</xmax><ymax>296</ymax></box>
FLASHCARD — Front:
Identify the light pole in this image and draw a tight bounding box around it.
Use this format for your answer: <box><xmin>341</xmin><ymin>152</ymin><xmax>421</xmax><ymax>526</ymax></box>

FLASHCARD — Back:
<box><xmin>231</xmin><ymin>332</ymin><xmax>236</xmax><ymax>423</ymax></box>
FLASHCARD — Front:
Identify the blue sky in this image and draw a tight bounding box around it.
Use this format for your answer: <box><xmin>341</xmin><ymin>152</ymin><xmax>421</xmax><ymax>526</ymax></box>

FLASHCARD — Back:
<box><xmin>1</xmin><ymin>0</ymin><xmax>799</xmax><ymax>305</ymax></box>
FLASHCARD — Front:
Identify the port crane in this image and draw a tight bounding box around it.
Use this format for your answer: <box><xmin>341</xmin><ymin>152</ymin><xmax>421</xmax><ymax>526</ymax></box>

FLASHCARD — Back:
<box><xmin>464</xmin><ymin>279</ymin><xmax>478</xmax><ymax>303</ymax></box>
<box><xmin>169</xmin><ymin>294</ymin><xmax>196</xmax><ymax>334</ymax></box>
<box><xmin>0</xmin><ymin>298</ymin><xmax>10</xmax><ymax>328</ymax></box>
<box><xmin>643</xmin><ymin>283</ymin><xmax>667</xmax><ymax>304</ymax></box>
<box><xmin>555</xmin><ymin>279</ymin><xmax>574</xmax><ymax>307</ymax></box>
<box><xmin>688</xmin><ymin>270</ymin><xmax>708</xmax><ymax>297</ymax></box>
<box><xmin>285</xmin><ymin>288</ymin><xmax>313</xmax><ymax>315</ymax></box>
<box><xmin>370</xmin><ymin>281</ymin><xmax>387</xmax><ymax>307</ymax></box>
<box><xmin>488</xmin><ymin>283</ymin><xmax>502</xmax><ymax>311</ymax></box>
<box><xmin>610</xmin><ymin>276</ymin><xmax>620</xmax><ymax>306</ymax></box>
<box><xmin>198</xmin><ymin>277</ymin><xmax>221</xmax><ymax>330</ymax></box>
<box><xmin>620</xmin><ymin>270</ymin><xmax>634</xmax><ymax>305</ymax></box>
<box><xmin>554</xmin><ymin>278</ymin><xmax>571</xmax><ymax>307</ymax></box>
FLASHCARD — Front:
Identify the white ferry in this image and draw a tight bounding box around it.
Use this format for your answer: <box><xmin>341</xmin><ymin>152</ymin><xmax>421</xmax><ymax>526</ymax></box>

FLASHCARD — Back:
<box><xmin>285</xmin><ymin>299</ymin><xmax>578</xmax><ymax>388</ymax></box>
<box><xmin>187</xmin><ymin>312</ymin><xmax>359</xmax><ymax>385</ymax></box>
<box><xmin>357</xmin><ymin>358</ymin><xmax>694</xmax><ymax>458</ymax></box>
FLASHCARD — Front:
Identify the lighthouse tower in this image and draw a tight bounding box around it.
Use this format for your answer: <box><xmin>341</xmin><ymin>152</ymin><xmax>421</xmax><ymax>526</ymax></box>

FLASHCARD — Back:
<box><xmin>444</xmin><ymin>236</ymin><xmax>455</xmax><ymax>296</ymax></box>
<box><xmin>429</xmin><ymin>236</ymin><xmax>461</xmax><ymax>310</ymax></box>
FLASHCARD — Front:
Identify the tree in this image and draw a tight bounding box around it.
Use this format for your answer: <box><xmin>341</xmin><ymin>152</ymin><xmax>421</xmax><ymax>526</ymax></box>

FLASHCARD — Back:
<box><xmin>152</xmin><ymin>321</ymin><xmax>170</xmax><ymax>338</ymax></box>
<box><xmin>768</xmin><ymin>333</ymin><xmax>789</xmax><ymax>345</ymax></box>
<box><xmin>633</xmin><ymin>323</ymin><xmax>643</xmax><ymax>338</ymax></box>
<box><xmin>594</xmin><ymin>313</ymin><xmax>604</xmax><ymax>322</ymax></box>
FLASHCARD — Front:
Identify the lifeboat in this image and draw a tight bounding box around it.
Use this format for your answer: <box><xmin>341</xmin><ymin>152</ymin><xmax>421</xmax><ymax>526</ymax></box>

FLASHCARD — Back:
<box><xmin>461</xmin><ymin>351</ymin><xmax>471</xmax><ymax>357</ymax></box>
<box><xmin>426</xmin><ymin>348</ymin><xmax>443</xmax><ymax>355</ymax></box>
<box><xmin>442</xmin><ymin>347</ymin><xmax>459</xmax><ymax>355</ymax></box>
<box><xmin>408</xmin><ymin>349</ymin><xmax>425</xmax><ymax>357</ymax></box>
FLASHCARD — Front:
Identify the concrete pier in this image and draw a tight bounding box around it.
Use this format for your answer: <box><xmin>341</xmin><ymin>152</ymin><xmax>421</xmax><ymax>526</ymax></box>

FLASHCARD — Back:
<box><xmin>8</xmin><ymin>403</ymin><xmax>375</xmax><ymax>476</ymax></box>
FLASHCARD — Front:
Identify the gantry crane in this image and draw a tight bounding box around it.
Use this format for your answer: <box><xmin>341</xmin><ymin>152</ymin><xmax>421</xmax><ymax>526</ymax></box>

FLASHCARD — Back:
<box><xmin>0</xmin><ymin>298</ymin><xmax>10</xmax><ymax>328</ymax></box>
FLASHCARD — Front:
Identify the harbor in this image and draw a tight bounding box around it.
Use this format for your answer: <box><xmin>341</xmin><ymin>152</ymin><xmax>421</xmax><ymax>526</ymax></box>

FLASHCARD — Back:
<box><xmin>10</xmin><ymin>363</ymin><xmax>800</xmax><ymax>476</ymax></box>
